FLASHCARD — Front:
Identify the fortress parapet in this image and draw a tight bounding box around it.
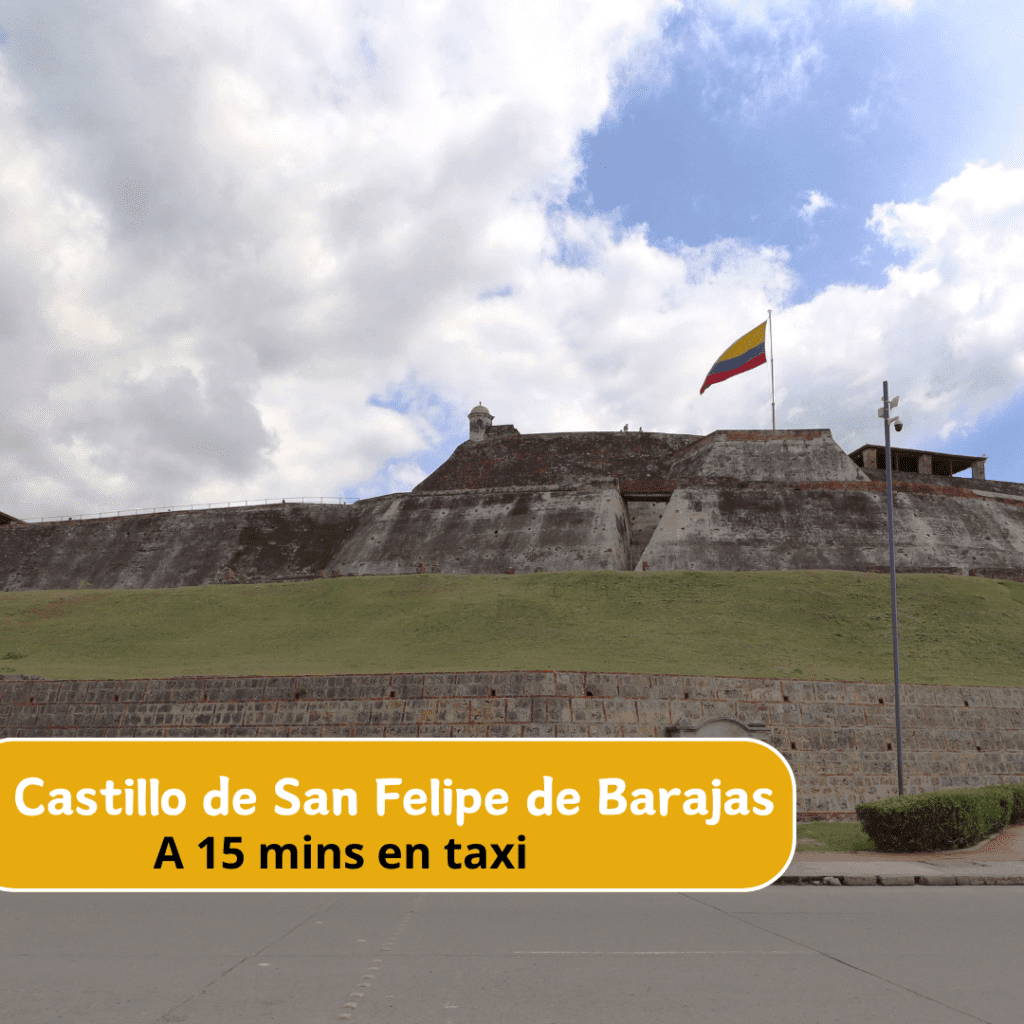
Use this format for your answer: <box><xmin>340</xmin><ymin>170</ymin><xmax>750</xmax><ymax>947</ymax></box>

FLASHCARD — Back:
<box><xmin>1</xmin><ymin>404</ymin><xmax>1022</xmax><ymax>589</ymax></box>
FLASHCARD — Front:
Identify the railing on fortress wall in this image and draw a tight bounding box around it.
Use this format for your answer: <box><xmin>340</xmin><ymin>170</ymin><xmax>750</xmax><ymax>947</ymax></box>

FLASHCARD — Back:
<box><xmin>22</xmin><ymin>497</ymin><xmax>353</xmax><ymax>524</ymax></box>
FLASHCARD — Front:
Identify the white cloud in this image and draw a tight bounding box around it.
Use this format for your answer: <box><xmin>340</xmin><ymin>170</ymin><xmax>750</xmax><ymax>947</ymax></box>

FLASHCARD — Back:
<box><xmin>778</xmin><ymin>161</ymin><xmax>1024</xmax><ymax>442</ymax></box>
<box><xmin>848</xmin><ymin>0</ymin><xmax>917</xmax><ymax>12</ymax></box>
<box><xmin>705</xmin><ymin>0</ymin><xmax>918</xmax><ymax>20</ymax></box>
<box><xmin>0</xmin><ymin>0</ymin><xmax>681</xmax><ymax>515</ymax></box>
<box><xmin>0</xmin><ymin>2</ymin><xmax>1022</xmax><ymax>520</ymax></box>
<box><xmin>400</xmin><ymin>156</ymin><xmax>1024</xmax><ymax>459</ymax></box>
<box><xmin>846</xmin><ymin>97</ymin><xmax>878</xmax><ymax>138</ymax></box>
<box><xmin>666</xmin><ymin>2</ymin><xmax>825</xmax><ymax>119</ymax></box>
<box><xmin>798</xmin><ymin>190</ymin><xmax>834</xmax><ymax>223</ymax></box>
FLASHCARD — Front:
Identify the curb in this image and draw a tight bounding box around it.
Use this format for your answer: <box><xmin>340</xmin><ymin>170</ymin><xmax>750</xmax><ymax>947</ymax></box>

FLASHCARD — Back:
<box><xmin>776</xmin><ymin>874</ymin><xmax>1024</xmax><ymax>886</ymax></box>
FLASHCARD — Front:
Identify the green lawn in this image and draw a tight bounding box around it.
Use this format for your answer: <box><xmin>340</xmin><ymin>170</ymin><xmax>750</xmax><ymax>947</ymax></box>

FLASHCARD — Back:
<box><xmin>795</xmin><ymin>822</ymin><xmax>877</xmax><ymax>853</ymax></box>
<box><xmin>1</xmin><ymin>570</ymin><xmax>1022</xmax><ymax>683</ymax></box>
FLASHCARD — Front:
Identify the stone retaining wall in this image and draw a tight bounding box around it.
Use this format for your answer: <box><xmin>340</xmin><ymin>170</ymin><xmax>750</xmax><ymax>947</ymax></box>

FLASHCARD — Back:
<box><xmin>3</xmin><ymin>671</ymin><xmax>1022</xmax><ymax>819</ymax></box>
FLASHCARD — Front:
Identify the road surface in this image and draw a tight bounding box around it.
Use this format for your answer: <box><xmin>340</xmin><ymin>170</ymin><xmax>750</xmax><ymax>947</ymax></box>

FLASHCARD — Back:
<box><xmin>2</xmin><ymin>888</ymin><xmax>1020</xmax><ymax>1022</ymax></box>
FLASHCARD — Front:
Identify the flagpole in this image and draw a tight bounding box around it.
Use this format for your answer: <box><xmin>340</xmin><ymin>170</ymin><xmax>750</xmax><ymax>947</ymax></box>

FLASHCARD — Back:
<box><xmin>768</xmin><ymin>310</ymin><xmax>776</xmax><ymax>430</ymax></box>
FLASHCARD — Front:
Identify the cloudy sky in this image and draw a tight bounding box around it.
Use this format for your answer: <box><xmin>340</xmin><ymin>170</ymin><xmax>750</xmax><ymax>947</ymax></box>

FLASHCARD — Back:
<box><xmin>1</xmin><ymin>0</ymin><xmax>1022</xmax><ymax>519</ymax></box>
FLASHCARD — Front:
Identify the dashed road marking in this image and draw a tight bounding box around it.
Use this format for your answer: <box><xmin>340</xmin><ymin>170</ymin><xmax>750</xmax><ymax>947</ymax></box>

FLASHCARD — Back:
<box><xmin>338</xmin><ymin>894</ymin><xmax>426</xmax><ymax>1020</ymax></box>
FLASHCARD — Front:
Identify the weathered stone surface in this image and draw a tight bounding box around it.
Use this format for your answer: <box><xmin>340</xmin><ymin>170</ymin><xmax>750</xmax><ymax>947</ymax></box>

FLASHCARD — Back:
<box><xmin>0</xmin><ymin>503</ymin><xmax>370</xmax><ymax>590</ymax></box>
<box><xmin>669</xmin><ymin>429</ymin><xmax>869</xmax><ymax>483</ymax></box>
<box><xmin>326</xmin><ymin>487</ymin><xmax>630</xmax><ymax>575</ymax></box>
<box><xmin>6</xmin><ymin>670</ymin><xmax>1024</xmax><ymax>814</ymax></box>
<box><xmin>640</xmin><ymin>481</ymin><xmax>1024</xmax><ymax>573</ymax></box>
<box><xmin>0</xmin><ymin>485</ymin><xmax>634</xmax><ymax>586</ymax></box>
<box><xmin>414</xmin><ymin>431</ymin><xmax>700</xmax><ymax>492</ymax></box>
<box><xmin>4</xmin><ymin>426</ymin><xmax>1023</xmax><ymax>588</ymax></box>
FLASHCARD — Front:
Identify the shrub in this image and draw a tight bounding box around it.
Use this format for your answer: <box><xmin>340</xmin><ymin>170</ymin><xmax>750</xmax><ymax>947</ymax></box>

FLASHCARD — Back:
<box><xmin>856</xmin><ymin>786</ymin><xmax>1012</xmax><ymax>853</ymax></box>
<box><xmin>991</xmin><ymin>783</ymin><xmax>1024</xmax><ymax>824</ymax></box>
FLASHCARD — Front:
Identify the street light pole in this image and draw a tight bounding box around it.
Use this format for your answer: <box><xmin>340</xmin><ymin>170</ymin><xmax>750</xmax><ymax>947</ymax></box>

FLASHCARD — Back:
<box><xmin>879</xmin><ymin>381</ymin><xmax>905</xmax><ymax>796</ymax></box>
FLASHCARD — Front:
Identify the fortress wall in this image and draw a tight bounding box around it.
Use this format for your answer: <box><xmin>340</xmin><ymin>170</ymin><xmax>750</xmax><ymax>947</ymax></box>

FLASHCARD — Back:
<box><xmin>639</xmin><ymin>482</ymin><xmax>1024</xmax><ymax>573</ymax></box>
<box><xmin>5</xmin><ymin>426</ymin><xmax>1023</xmax><ymax>591</ymax></box>
<box><xmin>414</xmin><ymin>431</ymin><xmax>701</xmax><ymax>492</ymax></box>
<box><xmin>669</xmin><ymin>429</ymin><xmax>870</xmax><ymax>484</ymax></box>
<box><xmin>0</xmin><ymin>486</ymin><xmax>632</xmax><ymax>590</ymax></box>
<box><xmin>5</xmin><ymin>477</ymin><xmax>1023</xmax><ymax>591</ymax></box>
<box><xmin>327</xmin><ymin>486</ymin><xmax>630</xmax><ymax>575</ymax></box>
<box><xmin>3</xmin><ymin>671</ymin><xmax>1023</xmax><ymax>818</ymax></box>
<box><xmin>0</xmin><ymin>502</ymin><xmax>380</xmax><ymax>591</ymax></box>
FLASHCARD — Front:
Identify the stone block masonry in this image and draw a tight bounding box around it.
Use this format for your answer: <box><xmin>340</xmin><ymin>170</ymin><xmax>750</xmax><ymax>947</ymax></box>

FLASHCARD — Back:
<box><xmin>413</xmin><ymin>431</ymin><xmax>701</xmax><ymax>493</ymax></box>
<box><xmin>3</xmin><ymin>672</ymin><xmax>1023</xmax><ymax>818</ymax></box>
<box><xmin>640</xmin><ymin>480</ymin><xmax>1024</xmax><ymax>574</ymax></box>
<box><xmin>0</xmin><ymin>485</ymin><xmax>632</xmax><ymax>590</ymax></box>
<box><xmin>4</xmin><ymin>427</ymin><xmax>1024</xmax><ymax>589</ymax></box>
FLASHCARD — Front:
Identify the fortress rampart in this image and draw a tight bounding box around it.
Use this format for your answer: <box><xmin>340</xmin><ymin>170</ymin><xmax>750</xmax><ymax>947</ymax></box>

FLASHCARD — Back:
<box><xmin>414</xmin><ymin>430</ymin><xmax>702</xmax><ymax>492</ymax></box>
<box><xmin>2</xmin><ymin>415</ymin><xmax>1023</xmax><ymax>590</ymax></box>
<box><xmin>4</xmin><ymin>411</ymin><xmax>1021</xmax><ymax>820</ymax></box>
<box><xmin>4</xmin><ymin>670</ymin><xmax>1022</xmax><ymax>819</ymax></box>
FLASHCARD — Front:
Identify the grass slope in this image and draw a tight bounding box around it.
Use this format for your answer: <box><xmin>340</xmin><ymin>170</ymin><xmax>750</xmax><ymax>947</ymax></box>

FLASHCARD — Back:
<box><xmin>1</xmin><ymin>570</ymin><xmax>1022</xmax><ymax>683</ymax></box>
<box><xmin>796</xmin><ymin>822</ymin><xmax>877</xmax><ymax>852</ymax></box>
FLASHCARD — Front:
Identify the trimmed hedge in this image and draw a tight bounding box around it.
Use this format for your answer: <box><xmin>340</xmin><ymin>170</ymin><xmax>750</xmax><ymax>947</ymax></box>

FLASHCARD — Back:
<box><xmin>855</xmin><ymin>784</ymin><xmax>1024</xmax><ymax>853</ymax></box>
<box><xmin>1006</xmin><ymin>782</ymin><xmax>1024</xmax><ymax>824</ymax></box>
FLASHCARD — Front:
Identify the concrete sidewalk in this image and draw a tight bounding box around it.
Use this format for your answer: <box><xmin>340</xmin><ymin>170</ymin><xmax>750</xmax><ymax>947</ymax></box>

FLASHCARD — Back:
<box><xmin>777</xmin><ymin>820</ymin><xmax>1024</xmax><ymax>886</ymax></box>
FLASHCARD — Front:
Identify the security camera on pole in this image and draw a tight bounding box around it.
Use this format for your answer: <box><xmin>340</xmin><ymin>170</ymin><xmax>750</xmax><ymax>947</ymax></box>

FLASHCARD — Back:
<box><xmin>878</xmin><ymin>381</ymin><xmax>905</xmax><ymax>796</ymax></box>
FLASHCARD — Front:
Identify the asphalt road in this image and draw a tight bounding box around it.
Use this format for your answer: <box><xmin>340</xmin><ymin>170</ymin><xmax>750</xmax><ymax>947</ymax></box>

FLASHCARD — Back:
<box><xmin>2</xmin><ymin>889</ymin><xmax>1021</xmax><ymax>1023</ymax></box>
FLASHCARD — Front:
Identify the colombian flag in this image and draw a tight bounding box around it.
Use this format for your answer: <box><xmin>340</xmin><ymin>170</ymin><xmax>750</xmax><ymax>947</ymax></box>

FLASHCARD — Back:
<box><xmin>700</xmin><ymin>321</ymin><xmax>768</xmax><ymax>395</ymax></box>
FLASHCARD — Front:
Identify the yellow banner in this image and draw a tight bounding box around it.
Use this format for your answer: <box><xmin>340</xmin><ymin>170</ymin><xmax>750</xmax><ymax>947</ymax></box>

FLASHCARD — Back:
<box><xmin>1</xmin><ymin>738</ymin><xmax>795</xmax><ymax>892</ymax></box>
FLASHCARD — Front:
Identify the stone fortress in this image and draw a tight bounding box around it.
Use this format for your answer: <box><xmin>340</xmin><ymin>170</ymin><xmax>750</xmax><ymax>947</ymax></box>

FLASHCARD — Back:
<box><xmin>2</xmin><ymin>403</ymin><xmax>1024</xmax><ymax>590</ymax></box>
<box><xmin>4</xmin><ymin>405</ymin><xmax>1024</xmax><ymax>818</ymax></box>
